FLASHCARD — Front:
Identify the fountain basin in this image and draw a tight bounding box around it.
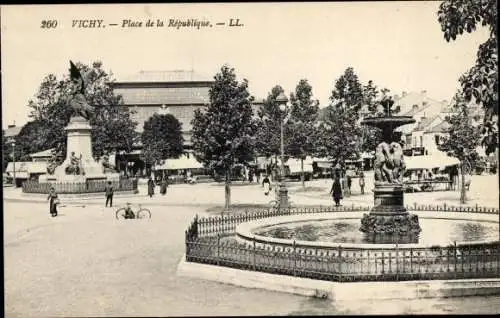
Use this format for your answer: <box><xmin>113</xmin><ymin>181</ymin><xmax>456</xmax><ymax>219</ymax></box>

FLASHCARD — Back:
<box><xmin>236</xmin><ymin>211</ymin><xmax>499</xmax><ymax>249</ymax></box>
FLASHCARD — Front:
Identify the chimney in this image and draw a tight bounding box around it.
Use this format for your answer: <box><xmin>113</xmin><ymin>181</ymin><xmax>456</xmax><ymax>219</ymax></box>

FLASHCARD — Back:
<box><xmin>422</xmin><ymin>101</ymin><xmax>428</xmax><ymax>107</ymax></box>
<box><xmin>421</xmin><ymin>90</ymin><xmax>427</xmax><ymax>96</ymax></box>
<box><xmin>394</xmin><ymin>94</ymin><xmax>400</xmax><ymax>100</ymax></box>
<box><xmin>402</xmin><ymin>91</ymin><xmax>407</xmax><ymax>97</ymax></box>
<box><xmin>441</xmin><ymin>99</ymin><xmax>448</xmax><ymax>105</ymax></box>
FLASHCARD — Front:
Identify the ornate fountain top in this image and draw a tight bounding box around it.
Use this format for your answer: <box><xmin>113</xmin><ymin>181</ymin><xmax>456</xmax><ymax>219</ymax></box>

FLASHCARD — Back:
<box><xmin>361</xmin><ymin>95</ymin><xmax>415</xmax><ymax>185</ymax></box>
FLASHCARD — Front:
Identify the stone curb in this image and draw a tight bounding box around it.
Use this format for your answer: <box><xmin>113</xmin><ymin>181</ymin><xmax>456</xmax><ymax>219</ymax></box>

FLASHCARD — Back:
<box><xmin>177</xmin><ymin>255</ymin><xmax>500</xmax><ymax>300</ymax></box>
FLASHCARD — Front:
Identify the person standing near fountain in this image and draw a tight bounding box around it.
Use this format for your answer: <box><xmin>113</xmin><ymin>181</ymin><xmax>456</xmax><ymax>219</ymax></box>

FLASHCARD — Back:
<box><xmin>262</xmin><ymin>175</ymin><xmax>271</xmax><ymax>196</ymax></box>
<box><xmin>47</xmin><ymin>186</ymin><xmax>59</xmax><ymax>217</ymax></box>
<box><xmin>359</xmin><ymin>172</ymin><xmax>365</xmax><ymax>194</ymax></box>
<box><xmin>147</xmin><ymin>177</ymin><xmax>155</xmax><ymax>198</ymax></box>
<box><xmin>330</xmin><ymin>177</ymin><xmax>343</xmax><ymax>207</ymax></box>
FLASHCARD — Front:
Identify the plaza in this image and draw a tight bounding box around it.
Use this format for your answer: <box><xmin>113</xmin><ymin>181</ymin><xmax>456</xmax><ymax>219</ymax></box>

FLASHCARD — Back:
<box><xmin>4</xmin><ymin>172</ymin><xmax>499</xmax><ymax>316</ymax></box>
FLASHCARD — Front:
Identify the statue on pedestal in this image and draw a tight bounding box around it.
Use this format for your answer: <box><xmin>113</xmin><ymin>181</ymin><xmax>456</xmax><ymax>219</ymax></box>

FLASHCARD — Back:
<box><xmin>68</xmin><ymin>61</ymin><xmax>94</xmax><ymax>120</ymax></box>
<box><xmin>100</xmin><ymin>154</ymin><xmax>116</xmax><ymax>173</ymax></box>
<box><xmin>65</xmin><ymin>152</ymin><xmax>83</xmax><ymax>175</ymax></box>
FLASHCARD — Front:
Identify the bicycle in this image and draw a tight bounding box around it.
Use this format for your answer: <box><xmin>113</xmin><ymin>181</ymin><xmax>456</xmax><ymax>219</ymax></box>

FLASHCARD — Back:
<box><xmin>115</xmin><ymin>204</ymin><xmax>151</xmax><ymax>220</ymax></box>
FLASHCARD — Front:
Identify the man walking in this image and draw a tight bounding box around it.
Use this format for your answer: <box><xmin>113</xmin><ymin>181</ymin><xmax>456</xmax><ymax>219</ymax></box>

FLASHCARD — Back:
<box><xmin>105</xmin><ymin>181</ymin><xmax>114</xmax><ymax>207</ymax></box>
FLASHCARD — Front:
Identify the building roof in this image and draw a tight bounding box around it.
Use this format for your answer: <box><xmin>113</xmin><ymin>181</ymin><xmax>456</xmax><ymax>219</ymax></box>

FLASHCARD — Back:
<box><xmin>29</xmin><ymin>148</ymin><xmax>56</xmax><ymax>158</ymax></box>
<box><xmin>3</xmin><ymin>125</ymin><xmax>22</xmax><ymax>138</ymax></box>
<box><xmin>115</xmin><ymin>86</ymin><xmax>211</xmax><ymax>105</ymax></box>
<box><xmin>394</xmin><ymin>91</ymin><xmax>446</xmax><ymax>115</ymax></box>
<box><xmin>414</xmin><ymin>116</ymin><xmax>439</xmax><ymax>131</ymax></box>
<box><xmin>116</xmin><ymin>70</ymin><xmax>213</xmax><ymax>83</ymax></box>
<box><xmin>426</xmin><ymin>119</ymin><xmax>451</xmax><ymax>133</ymax></box>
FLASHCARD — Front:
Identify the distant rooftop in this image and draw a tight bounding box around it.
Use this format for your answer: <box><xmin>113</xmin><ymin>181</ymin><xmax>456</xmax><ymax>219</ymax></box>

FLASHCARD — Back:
<box><xmin>3</xmin><ymin>125</ymin><xmax>22</xmax><ymax>138</ymax></box>
<box><xmin>116</xmin><ymin>70</ymin><xmax>214</xmax><ymax>83</ymax></box>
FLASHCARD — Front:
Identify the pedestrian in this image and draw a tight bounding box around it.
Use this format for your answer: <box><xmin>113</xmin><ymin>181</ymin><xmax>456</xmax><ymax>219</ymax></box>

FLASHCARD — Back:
<box><xmin>330</xmin><ymin>177</ymin><xmax>343</xmax><ymax>207</ymax></box>
<box><xmin>160</xmin><ymin>177</ymin><xmax>168</xmax><ymax>195</ymax></box>
<box><xmin>47</xmin><ymin>186</ymin><xmax>59</xmax><ymax>217</ymax></box>
<box><xmin>347</xmin><ymin>176</ymin><xmax>352</xmax><ymax>195</ymax></box>
<box><xmin>105</xmin><ymin>181</ymin><xmax>114</xmax><ymax>207</ymax></box>
<box><xmin>147</xmin><ymin>177</ymin><xmax>155</xmax><ymax>198</ymax></box>
<box><xmin>256</xmin><ymin>170</ymin><xmax>261</xmax><ymax>184</ymax></box>
<box><xmin>262</xmin><ymin>175</ymin><xmax>271</xmax><ymax>196</ymax></box>
<box><xmin>248</xmin><ymin>169</ymin><xmax>254</xmax><ymax>183</ymax></box>
<box><xmin>359</xmin><ymin>172</ymin><xmax>365</xmax><ymax>194</ymax></box>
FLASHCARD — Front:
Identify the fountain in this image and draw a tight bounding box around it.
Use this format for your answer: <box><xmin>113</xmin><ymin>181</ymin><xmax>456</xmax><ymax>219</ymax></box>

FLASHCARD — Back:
<box><xmin>358</xmin><ymin>96</ymin><xmax>421</xmax><ymax>243</ymax></box>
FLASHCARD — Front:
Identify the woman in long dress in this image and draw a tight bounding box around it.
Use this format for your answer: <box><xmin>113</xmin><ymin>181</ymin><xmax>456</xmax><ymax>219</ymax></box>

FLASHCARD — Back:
<box><xmin>47</xmin><ymin>186</ymin><xmax>59</xmax><ymax>217</ymax></box>
<box><xmin>330</xmin><ymin>177</ymin><xmax>342</xmax><ymax>207</ymax></box>
<box><xmin>147</xmin><ymin>178</ymin><xmax>155</xmax><ymax>198</ymax></box>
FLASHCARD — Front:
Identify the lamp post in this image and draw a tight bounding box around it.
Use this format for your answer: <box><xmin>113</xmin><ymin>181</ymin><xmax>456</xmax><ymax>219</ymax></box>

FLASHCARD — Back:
<box><xmin>11</xmin><ymin>140</ymin><xmax>16</xmax><ymax>187</ymax></box>
<box><xmin>276</xmin><ymin>92</ymin><xmax>289</xmax><ymax>209</ymax></box>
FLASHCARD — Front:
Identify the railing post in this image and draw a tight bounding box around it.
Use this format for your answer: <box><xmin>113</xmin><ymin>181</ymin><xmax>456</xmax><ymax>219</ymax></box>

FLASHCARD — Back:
<box><xmin>454</xmin><ymin>241</ymin><xmax>457</xmax><ymax>279</ymax></box>
<box><xmin>338</xmin><ymin>245</ymin><xmax>343</xmax><ymax>282</ymax></box>
<box><xmin>293</xmin><ymin>240</ymin><xmax>297</xmax><ymax>277</ymax></box>
<box><xmin>396</xmin><ymin>243</ymin><xmax>399</xmax><ymax>281</ymax></box>
<box><xmin>381</xmin><ymin>250</ymin><xmax>385</xmax><ymax>276</ymax></box>
<box><xmin>217</xmin><ymin>233</ymin><xmax>220</xmax><ymax>266</ymax></box>
<box><xmin>253</xmin><ymin>236</ymin><xmax>256</xmax><ymax>271</ymax></box>
<box><xmin>410</xmin><ymin>248</ymin><xmax>413</xmax><ymax>276</ymax></box>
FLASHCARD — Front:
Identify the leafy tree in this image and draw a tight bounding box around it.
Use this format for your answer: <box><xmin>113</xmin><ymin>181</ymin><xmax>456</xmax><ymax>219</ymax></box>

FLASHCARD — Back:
<box><xmin>2</xmin><ymin>131</ymin><xmax>11</xmax><ymax>172</ymax></box>
<box><xmin>14</xmin><ymin>120</ymin><xmax>49</xmax><ymax>161</ymax></box>
<box><xmin>316</xmin><ymin>68</ymin><xmax>363</xmax><ymax>167</ymax></box>
<box><xmin>25</xmin><ymin>61</ymin><xmax>138</xmax><ymax>159</ymax></box>
<box><xmin>287</xmin><ymin>79</ymin><xmax>319</xmax><ymax>188</ymax></box>
<box><xmin>438</xmin><ymin>0</ymin><xmax>498</xmax><ymax>155</ymax></box>
<box><xmin>438</xmin><ymin>93</ymin><xmax>482</xmax><ymax>203</ymax></box>
<box><xmin>255</xmin><ymin>85</ymin><xmax>285</xmax><ymax>159</ymax></box>
<box><xmin>191</xmin><ymin>65</ymin><xmax>256</xmax><ymax>209</ymax></box>
<box><xmin>141</xmin><ymin>113</ymin><xmax>184</xmax><ymax>168</ymax></box>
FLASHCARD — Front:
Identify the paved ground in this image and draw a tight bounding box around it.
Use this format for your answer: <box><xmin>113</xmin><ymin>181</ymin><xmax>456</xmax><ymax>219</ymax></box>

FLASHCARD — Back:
<box><xmin>3</xmin><ymin>173</ymin><xmax>500</xmax><ymax>316</ymax></box>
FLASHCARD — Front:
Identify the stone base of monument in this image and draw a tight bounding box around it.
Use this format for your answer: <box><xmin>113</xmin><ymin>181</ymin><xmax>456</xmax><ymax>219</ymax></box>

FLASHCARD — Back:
<box><xmin>359</xmin><ymin>182</ymin><xmax>421</xmax><ymax>244</ymax></box>
<box><xmin>37</xmin><ymin>116</ymin><xmax>120</xmax><ymax>190</ymax></box>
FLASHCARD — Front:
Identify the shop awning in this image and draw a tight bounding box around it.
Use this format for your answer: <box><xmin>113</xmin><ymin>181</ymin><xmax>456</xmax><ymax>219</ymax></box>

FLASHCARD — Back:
<box><xmin>6</xmin><ymin>161</ymin><xmax>47</xmax><ymax>175</ymax></box>
<box><xmin>284</xmin><ymin>157</ymin><xmax>314</xmax><ymax>173</ymax></box>
<box><xmin>404</xmin><ymin>153</ymin><xmax>460</xmax><ymax>170</ymax></box>
<box><xmin>155</xmin><ymin>154</ymin><xmax>204</xmax><ymax>170</ymax></box>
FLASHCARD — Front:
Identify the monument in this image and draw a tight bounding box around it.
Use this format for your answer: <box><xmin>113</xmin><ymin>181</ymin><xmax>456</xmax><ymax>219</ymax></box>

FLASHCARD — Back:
<box><xmin>359</xmin><ymin>95</ymin><xmax>422</xmax><ymax>243</ymax></box>
<box><xmin>39</xmin><ymin>61</ymin><xmax>119</xmax><ymax>185</ymax></box>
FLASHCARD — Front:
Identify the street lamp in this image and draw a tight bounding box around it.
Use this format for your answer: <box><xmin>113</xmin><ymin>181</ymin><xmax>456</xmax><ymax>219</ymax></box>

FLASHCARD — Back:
<box><xmin>276</xmin><ymin>92</ymin><xmax>289</xmax><ymax>209</ymax></box>
<box><xmin>11</xmin><ymin>140</ymin><xmax>16</xmax><ymax>187</ymax></box>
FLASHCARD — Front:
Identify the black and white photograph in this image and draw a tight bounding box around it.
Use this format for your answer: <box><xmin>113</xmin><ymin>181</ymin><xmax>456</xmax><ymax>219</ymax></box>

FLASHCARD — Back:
<box><xmin>1</xmin><ymin>2</ymin><xmax>499</xmax><ymax>316</ymax></box>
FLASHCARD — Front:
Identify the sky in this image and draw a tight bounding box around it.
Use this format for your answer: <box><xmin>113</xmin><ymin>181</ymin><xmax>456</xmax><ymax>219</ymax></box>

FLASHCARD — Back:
<box><xmin>1</xmin><ymin>2</ymin><xmax>490</xmax><ymax>129</ymax></box>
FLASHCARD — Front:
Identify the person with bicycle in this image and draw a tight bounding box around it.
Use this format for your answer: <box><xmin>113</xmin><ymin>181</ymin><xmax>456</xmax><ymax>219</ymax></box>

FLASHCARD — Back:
<box><xmin>124</xmin><ymin>202</ymin><xmax>135</xmax><ymax>219</ymax></box>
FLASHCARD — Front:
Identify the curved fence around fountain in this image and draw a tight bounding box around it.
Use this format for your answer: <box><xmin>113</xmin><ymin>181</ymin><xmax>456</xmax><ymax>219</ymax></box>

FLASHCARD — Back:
<box><xmin>185</xmin><ymin>204</ymin><xmax>500</xmax><ymax>282</ymax></box>
<box><xmin>22</xmin><ymin>179</ymin><xmax>138</xmax><ymax>194</ymax></box>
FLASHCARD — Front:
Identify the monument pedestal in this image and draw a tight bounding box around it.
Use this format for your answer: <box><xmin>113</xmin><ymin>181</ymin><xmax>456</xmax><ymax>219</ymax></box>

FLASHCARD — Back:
<box><xmin>359</xmin><ymin>182</ymin><xmax>421</xmax><ymax>243</ymax></box>
<box><xmin>39</xmin><ymin>116</ymin><xmax>119</xmax><ymax>184</ymax></box>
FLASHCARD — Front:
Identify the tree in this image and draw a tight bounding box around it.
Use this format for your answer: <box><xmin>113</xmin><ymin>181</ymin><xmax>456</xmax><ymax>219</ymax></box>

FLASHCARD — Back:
<box><xmin>191</xmin><ymin>65</ymin><xmax>256</xmax><ymax>209</ymax></box>
<box><xmin>255</xmin><ymin>85</ymin><xmax>285</xmax><ymax>159</ymax></box>
<box><xmin>25</xmin><ymin>61</ymin><xmax>138</xmax><ymax>159</ymax></box>
<box><xmin>316</xmin><ymin>68</ymin><xmax>364</xmax><ymax>167</ymax></box>
<box><xmin>14</xmin><ymin>120</ymin><xmax>49</xmax><ymax>161</ymax></box>
<box><xmin>287</xmin><ymin>79</ymin><xmax>319</xmax><ymax>188</ymax></box>
<box><xmin>438</xmin><ymin>93</ymin><xmax>482</xmax><ymax>203</ymax></box>
<box><xmin>438</xmin><ymin>0</ymin><xmax>498</xmax><ymax>156</ymax></box>
<box><xmin>141</xmin><ymin>113</ymin><xmax>184</xmax><ymax>169</ymax></box>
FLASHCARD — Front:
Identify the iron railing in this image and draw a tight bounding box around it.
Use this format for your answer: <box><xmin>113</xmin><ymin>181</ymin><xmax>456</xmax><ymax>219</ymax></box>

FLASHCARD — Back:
<box><xmin>185</xmin><ymin>204</ymin><xmax>500</xmax><ymax>282</ymax></box>
<box><xmin>22</xmin><ymin>178</ymin><xmax>138</xmax><ymax>194</ymax></box>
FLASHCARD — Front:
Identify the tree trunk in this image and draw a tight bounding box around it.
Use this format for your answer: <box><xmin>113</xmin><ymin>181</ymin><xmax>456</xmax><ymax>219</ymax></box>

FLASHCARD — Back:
<box><xmin>225</xmin><ymin>169</ymin><xmax>231</xmax><ymax>209</ymax></box>
<box><xmin>301</xmin><ymin>158</ymin><xmax>305</xmax><ymax>189</ymax></box>
<box><xmin>460</xmin><ymin>168</ymin><xmax>466</xmax><ymax>204</ymax></box>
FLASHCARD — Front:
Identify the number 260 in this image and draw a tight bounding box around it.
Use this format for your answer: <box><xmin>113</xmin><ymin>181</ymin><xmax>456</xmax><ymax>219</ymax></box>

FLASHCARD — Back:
<box><xmin>41</xmin><ymin>20</ymin><xmax>58</xmax><ymax>28</ymax></box>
